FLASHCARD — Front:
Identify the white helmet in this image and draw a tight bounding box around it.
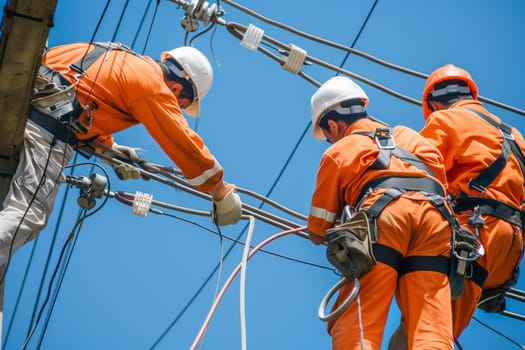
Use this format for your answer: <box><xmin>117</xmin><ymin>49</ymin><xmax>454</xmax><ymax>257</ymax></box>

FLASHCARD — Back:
<box><xmin>310</xmin><ymin>76</ymin><xmax>369</xmax><ymax>140</ymax></box>
<box><xmin>161</xmin><ymin>46</ymin><xmax>213</xmax><ymax>117</ymax></box>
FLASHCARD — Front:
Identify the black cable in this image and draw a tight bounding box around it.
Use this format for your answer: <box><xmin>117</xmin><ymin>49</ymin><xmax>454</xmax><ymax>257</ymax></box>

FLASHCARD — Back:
<box><xmin>111</xmin><ymin>0</ymin><xmax>131</xmax><ymax>42</ymax></box>
<box><xmin>0</xmin><ymin>137</ymin><xmax>56</xmax><ymax>287</ymax></box>
<box><xmin>23</xmin><ymin>153</ymin><xmax>80</xmax><ymax>343</ymax></box>
<box><xmin>337</xmin><ymin>0</ymin><xmax>379</xmax><ymax>72</ymax></box>
<box><xmin>189</xmin><ymin>22</ymin><xmax>216</xmax><ymax>46</ymax></box>
<box><xmin>131</xmin><ymin>0</ymin><xmax>154</xmax><ymax>50</ymax></box>
<box><xmin>472</xmin><ymin>315</ymin><xmax>525</xmax><ymax>349</ymax></box>
<box><xmin>141</xmin><ymin>0</ymin><xmax>161</xmax><ymax>54</ymax></box>
<box><xmin>20</xmin><ymin>227</ymin><xmax>76</xmax><ymax>350</ymax></box>
<box><xmin>36</xmin><ymin>163</ymin><xmax>111</xmax><ymax>349</ymax></box>
<box><xmin>76</xmin><ymin>0</ymin><xmax>112</xmax><ymax>80</ymax></box>
<box><xmin>36</xmin><ymin>213</ymin><xmax>85</xmax><ymax>349</ymax></box>
<box><xmin>157</xmin><ymin>212</ymin><xmax>331</xmax><ymax>271</ymax></box>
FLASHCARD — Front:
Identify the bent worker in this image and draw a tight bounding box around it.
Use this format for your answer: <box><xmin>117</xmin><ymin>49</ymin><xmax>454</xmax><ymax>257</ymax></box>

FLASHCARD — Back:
<box><xmin>307</xmin><ymin>76</ymin><xmax>454</xmax><ymax>349</ymax></box>
<box><xmin>0</xmin><ymin>42</ymin><xmax>243</xmax><ymax>270</ymax></box>
<box><xmin>419</xmin><ymin>64</ymin><xmax>524</xmax><ymax>341</ymax></box>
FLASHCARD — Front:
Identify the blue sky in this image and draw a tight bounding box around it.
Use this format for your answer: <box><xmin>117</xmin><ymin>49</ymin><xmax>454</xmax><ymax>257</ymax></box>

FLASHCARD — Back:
<box><xmin>3</xmin><ymin>1</ymin><xmax>525</xmax><ymax>349</ymax></box>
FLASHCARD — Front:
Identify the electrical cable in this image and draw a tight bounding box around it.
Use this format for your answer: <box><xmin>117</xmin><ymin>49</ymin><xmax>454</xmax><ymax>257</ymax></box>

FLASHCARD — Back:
<box><xmin>22</xmin><ymin>154</ymin><xmax>80</xmax><ymax>345</ymax></box>
<box><xmin>197</xmin><ymin>221</ymin><xmax>226</xmax><ymax>350</ymax></box>
<box><xmin>75</xmin><ymin>0</ymin><xmax>112</xmax><ymax>76</ymax></box>
<box><xmin>20</xmin><ymin>220</ymin><xmax>79</xmax><ymax>350</ymax></box>
<box><xmin>110</xmin><ymin>0</ymin><xmax>131</xmax><ymax>42</ymax></box>
<box><xmin>190</xmin><ymin>226</ymin><xmax>305</xmax><ymax>350</ymax></box>
<box><xmin>472</xmin><ymin>315</ymin><xmax>525</xmax><ymax>349</ymax></box>
<box><xmin>226</xmin><ymin>22</ymin><xmax>421</xmax><ymax>105</ymax></box>
<box><xmin>142</xmin><ymin>206</ymin><xmax>331</xmax><ymax>271</ymax></box>
<box><xmin>221</xmin><ymin>0</ymin><xmax>525</xmax><ymax>116</ymax></box>
<box><xmin>0</xmin><ymin>136</ymin><xmax>59</xmax><ymax>287</ymax></box>
<box><xmin>189</xmin><ymin>22</ymin><xmax>216</xmax><ymax>46</ymax></box>
<box><xmin>36</xmin><ymin>163</ymin><xmax>111</xmax><ymax>349</ymax></box>
<box><xmin>131</xmin><ymin>0</ymin><xmax>155</xmax><ymax>50</ymax></box>
<box><xmin>141</xmin><ymin>0</ymin><xmax>161</xmax><ymax>54</ymax></box>
<box><xmin>337</xmin><ymin>0</ymin><xmax>379</xmax><ymax>72</ymax></box>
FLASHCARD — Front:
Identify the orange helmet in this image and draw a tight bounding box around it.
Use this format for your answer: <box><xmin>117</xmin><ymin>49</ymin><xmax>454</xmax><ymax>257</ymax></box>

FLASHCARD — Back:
<box><xmin>422</xmin><ymin>64</ymin><xmax>478</xmax><ymax>120</ymax></box>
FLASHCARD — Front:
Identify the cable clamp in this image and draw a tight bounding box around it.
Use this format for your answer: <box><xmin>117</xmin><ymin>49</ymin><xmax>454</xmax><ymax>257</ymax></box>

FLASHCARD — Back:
<box><xmin>132</xmin><ymin>191</ymin><xmax>153</xmax><ymax>217</ymax></box>
<box><xmin>240</xmin><ymin>24</ymin><xmax>264</xmax><ymax>51</ymax></box>
<box><xmin>281</xmin><ymin>44</ymin><xmax>307</xmax><ymax>74</ymax></box>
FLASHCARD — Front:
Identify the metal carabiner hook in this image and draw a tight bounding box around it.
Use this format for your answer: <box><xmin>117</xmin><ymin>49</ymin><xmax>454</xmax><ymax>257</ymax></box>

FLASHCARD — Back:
<box><xmin>318</xmin><ymin>277</ymin><xmax>360</xmax><ymax>322</ymax></box>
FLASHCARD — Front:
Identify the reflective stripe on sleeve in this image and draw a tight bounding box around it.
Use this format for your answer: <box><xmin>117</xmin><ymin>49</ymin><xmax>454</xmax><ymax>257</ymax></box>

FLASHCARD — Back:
<box><xmin>186</xmin><ymin>159</ymin><xmax>221</xmax><ymax>187</ymax></box>
<box><xmin>309</xmin><ymin>205</ymin><xmax>337</xmax><ymax>224</ymax></box>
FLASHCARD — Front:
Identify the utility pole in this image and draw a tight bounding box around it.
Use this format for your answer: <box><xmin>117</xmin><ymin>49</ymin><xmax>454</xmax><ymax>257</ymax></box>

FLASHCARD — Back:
<box><xmin>0</xmin><ymin>0</ymin><xmax>58</xmax><ymax>344</ymax></box>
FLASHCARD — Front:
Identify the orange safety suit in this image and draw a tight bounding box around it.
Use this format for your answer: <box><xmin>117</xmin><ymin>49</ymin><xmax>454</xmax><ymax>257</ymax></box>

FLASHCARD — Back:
<box><xmin>308</xmin><ymin>118</ymin><xmax>453</xmax><ymax>350</ymax></box>
<box><xmin>420</xmin><ymin>99</ymin><xmax>525</xmax><ymax>337</ymax></box>
<box><xmin>42</xmin><ymin>42</ymin><xmax>223</xmax><ymax>193</ymax></box>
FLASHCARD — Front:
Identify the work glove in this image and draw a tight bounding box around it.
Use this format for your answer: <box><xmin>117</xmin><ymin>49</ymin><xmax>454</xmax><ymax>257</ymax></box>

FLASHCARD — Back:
<box><xmin>212</xmin><ymin>188</ymin><xmax>242</xmax><ymax>226</ymax></box>
<box><xmin>325</xmin><ymin>212</ymin><xmax>376</xmax><ymax>280</ymax></box>
<box><xmin>101</xmin><ymin>143</ymin><xmax>141</xmax><ymax>180</ymax></box>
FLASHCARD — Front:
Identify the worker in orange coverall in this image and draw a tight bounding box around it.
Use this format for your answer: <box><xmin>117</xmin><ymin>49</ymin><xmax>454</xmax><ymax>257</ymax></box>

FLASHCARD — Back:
<box><xmin>0</xmin><ymin>42</ymin><xmax>243</xmax><ymax>272</ymax></box>
<box><xmin>389</xmin><ymin>64</ymin><xmax>525</xmax><ymax>348</ymax></box>
<box><xmin>307</xmin><ymin>76</ymin><xmax>454</xmax><ymax>350</ymax></box>
<box><xmin>423</xmin><ymin>64</ymin><xmax>524</xmax><ymax>339</ymax></box>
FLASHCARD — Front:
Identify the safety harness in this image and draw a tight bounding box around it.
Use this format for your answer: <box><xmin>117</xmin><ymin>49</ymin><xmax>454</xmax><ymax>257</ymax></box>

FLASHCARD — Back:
<box><xmin>29</xmin><ymin>42</ymin><xmax>137</xmax><ymax>151</ymax></box>
<box><xmin>352</xmin><ymin>127</ymin><xmax>483</xmax><ymax>298</ymax></box>
<box><xmin>453</xmin><ymin>108</ymin><xmax>525</xmax><ymax>312</ymax></box>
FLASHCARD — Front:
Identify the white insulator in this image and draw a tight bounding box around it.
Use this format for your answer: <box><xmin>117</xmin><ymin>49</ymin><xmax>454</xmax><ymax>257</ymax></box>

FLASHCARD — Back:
<box><xmin>132</xmin><ymin>191</ymin><xmax>153</xmax><ymax>217</ymax></box>
<box><xmin>281</xmin><ymin>44</ymin><xmax>306</xmax><ymax>74</ymax></box>
<box><xmin>240</xmin><ymin>24</ymin><xmax>264</xmax><ymax>51</ymax></box>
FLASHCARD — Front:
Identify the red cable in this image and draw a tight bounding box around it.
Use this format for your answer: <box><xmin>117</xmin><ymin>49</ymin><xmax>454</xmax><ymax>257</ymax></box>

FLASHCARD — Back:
<box><xmin>190</xmin><ymin>226</ymin><xmax>307</xmax><ymax>350</ymax></box>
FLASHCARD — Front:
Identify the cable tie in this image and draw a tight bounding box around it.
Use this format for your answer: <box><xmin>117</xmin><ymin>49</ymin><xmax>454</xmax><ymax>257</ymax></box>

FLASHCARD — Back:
<box><xmin>132</xmin><ymin>191</ymin><xmax>153</xmax><ymax>217</ymax></box>
<box><xmin>281</xmin><ymin>44</ymin><xmax>307</xmax><ymax>74</ymax></box>
<box><xmin>240</xmin><ymin>24</ymin><xmax>264</xmax><ymax>51</ymax></box>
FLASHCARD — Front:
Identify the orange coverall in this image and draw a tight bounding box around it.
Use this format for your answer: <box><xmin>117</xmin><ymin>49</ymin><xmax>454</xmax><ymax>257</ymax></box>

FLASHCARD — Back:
<box><xmin>420</xmin><ymin>99</ymin><xmax>525</xmax><ymax>337</ymax></box>
<box><xmin>308</xmin><ymin>118</ymin><xmax>453</xmax><ymax>350</ymax></box>
<box><xmin>42</xmin><ymin>42</ymin><xmax>223</xmax><ymax>193</ymax></box>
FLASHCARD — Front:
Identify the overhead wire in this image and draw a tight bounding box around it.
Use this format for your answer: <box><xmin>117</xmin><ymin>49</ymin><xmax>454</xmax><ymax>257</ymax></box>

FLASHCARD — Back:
<box><xmin>112</xmin><ymin>190</ymin><xmax>330</xmax><ymax>271</ymax></box>
<box><xmin>220</xmin><ymin>0</ymin><xmax>525</xmax><ymax>116</ymax></box>
<box><xmin>111</xmin><ymin>0</ymin><xmax>131</xmax><ymax>42</ymax></box>
<box><xmin>21</xmin><ymin>213</ymin><xmax>87</xmax><ymax>350</ymax></box>
<box><xmin>472</xmin><ymin>316</ymin><xmax>525</xmax><ymax>349</ymax></box>
<box><xmin>190</xmin><ymin>226</ymin><xmax>306</xmax><ymax>350</ymax></box>
<box><xmin>24</xmin><ymin>156</ymin><xmax>80</xmax><ymax>344</ymax></box>
<box><xmin>36</xmin><ymin>163</ymin><xmax>112</xmax><ymax>349</ymax></box>
<box><xmin>141</xmin><ymin>0</ymin><xmax>161</xmax><ymax>54</ymax></box>
<box><xmin>131</xmin><ymin>0</ymin><xmax>155</xmax><ymax>50</ymax></box>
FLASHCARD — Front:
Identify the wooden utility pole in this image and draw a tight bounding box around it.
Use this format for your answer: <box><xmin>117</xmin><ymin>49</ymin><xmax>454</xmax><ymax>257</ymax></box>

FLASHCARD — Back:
<box><xmin>0</xmin><ymin>0</ymin><xmax>58</xmax><ymax>343</ymax></box>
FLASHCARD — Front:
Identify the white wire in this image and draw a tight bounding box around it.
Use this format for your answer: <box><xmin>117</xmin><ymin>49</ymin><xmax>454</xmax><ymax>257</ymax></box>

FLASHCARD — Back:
<box><xmin>357</xmin><ymin>292</ymin><xmax>364</xmax><ymax>350</ymax></box>
<box><xmin>240</xmin><ymin>215</ymin><xmax>256</xmax><ymax>350</ymax></box>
